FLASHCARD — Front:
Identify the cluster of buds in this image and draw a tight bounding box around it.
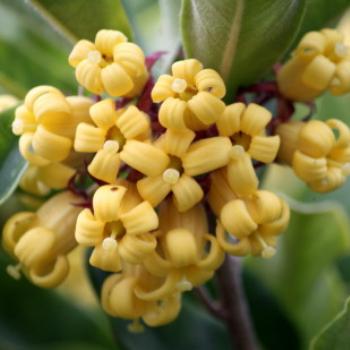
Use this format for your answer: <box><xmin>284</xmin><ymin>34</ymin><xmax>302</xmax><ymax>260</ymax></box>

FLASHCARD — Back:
<box><xmin>2</xmin><ymin>28</ymin><xmax>350</xmax><ymax>330</ymax></box>
<box><xmin>278</xmin><ymin>28</ymin><xmax>350</xmax><ymax>101</ymax></box>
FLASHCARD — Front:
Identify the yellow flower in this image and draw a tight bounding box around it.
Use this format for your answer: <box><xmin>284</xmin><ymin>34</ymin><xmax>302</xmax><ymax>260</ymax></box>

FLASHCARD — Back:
<box><xmin>75</xmin><ymin>182</ymin><xmax>158</xmax><ymax>272</ymax></box>
<box><xmin>277</xmin><ymin>119</ymin><xmax>350</xmax><ymax>192</ymax></box>
<box><xmin>68</xmin><ymin>29</ymin><xmax>148</xmax><ymax>97</ymax></box>
<box><xmin>74</xmin><ymin>98</ymin><xmax>150</xmax><ymax>183</ymax></box>
<box><xmin>19</xmin><ymin>163</ymin><xmax>75</xmax><ymax>196</ymax></box>
<box><xmin>138</xmin><ymin>201</ymin><xmax>224</xmax><ymax>296</ymax></box>
<box><xmin>120</xmin><ymin>133</ymin><xmax>231</xmax><ymax>212</ymax></box>
<box><xmin>208</xmin><ymin>169</ymin><xmax>290</xmax><ymax>257</ymax></box>
<box><xmin>151</xmin><ymin>59</ymin><xmax>226</xmax><ymax>130</ymax></box>
<box><xmin>13</xmin><ymin>86</ymin><xmax>92</xmax><ymax>165</ymax></box>
<box><xmin>101</xmin><ymin>264</ymin><xmax>181</xmax><ymax>330</ymax></box>
<box><xmin>2</xmin><ymin>192</ymin><xmax>81</xmax><ymax>287</ymax></box>
<box><xmin>216</xmin><ymin>103</ymin><xmax>280</xmax><ymax>164</ymax></box>
<box><xmin>278</xmin><ymin>28</ymin><xmax>350</xmax><ymax>101</ymax></box>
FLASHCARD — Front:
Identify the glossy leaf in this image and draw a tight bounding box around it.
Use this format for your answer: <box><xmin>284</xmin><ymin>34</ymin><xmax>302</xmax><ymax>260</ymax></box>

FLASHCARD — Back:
<box><xmin>0</xmin><ymin>249</ymin><xmax>114</xmax><ymax>350</ymax></box>
<box><xmin>121</xmin><ymin>0</ymin><xmax>182</xmax><ymax>74</ymax></box>
<box><xmin>311</xmin><ymin>296</ymin><xmax>350</xmax><ymax>350</ymax></box>
<box><xmin>0</xmin><ymin>106</ymin><xmax>27</xmax><ymax>205</ymax></box>
<box><xmin>181</xmin><ymin>0</ymin><xmax>306</xmax><ymax>95</ymax></box>
<box><xmin>0</xmin><ymin>0</ymin><xmax>75</xmax><ymax>97</ymax></box>
<box><xmin>29</xmin><ymin>0</ymin><xmax>132</xmax><ymax>43</ymax></box>
<box><xmin>295</xmin><ymin>0</ymin><xmax>350</xmax><ymax>42</ymax></box>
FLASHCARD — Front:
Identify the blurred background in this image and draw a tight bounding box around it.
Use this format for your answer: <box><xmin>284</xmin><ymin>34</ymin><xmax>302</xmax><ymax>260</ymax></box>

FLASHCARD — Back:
<box><xmin>1</xmin><ymin>0</ymin><xmax>350</xmax><ymax>349</ymax></box>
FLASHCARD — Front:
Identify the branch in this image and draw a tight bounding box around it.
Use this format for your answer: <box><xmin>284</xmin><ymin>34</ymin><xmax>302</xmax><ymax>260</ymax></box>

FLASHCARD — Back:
<box><xmin>194</xmin><ymin>286</ymin><xmax>227</xmax><ymax>320</ymax></box>
<box><xmin>217</xmin><ymin>255</ymin><xmax>259</xmax><ymax>350</ymax></box>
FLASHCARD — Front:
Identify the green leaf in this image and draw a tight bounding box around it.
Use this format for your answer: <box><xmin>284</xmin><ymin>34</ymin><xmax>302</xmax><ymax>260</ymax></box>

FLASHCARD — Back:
<box><xmin>0</xmin><ymin>106</ymin><xmax>27</xmax><ymax>205</ymax></box>
<box><xmin>295</xmin><ymin>0</ymin><xmax>350</xmax><ymax>42</ymax></box>
<box><xmin>247</xmin><ymin>198</ymin><xmax>350</xmax><ymax>346</ymax></box>
<box><xmin>0</xmin><ymin>250</ymin><xmax>114</xmax><ymax>349</ymax></box>
<box><xmin>311</xmin><ymin>296</ymin><xmax>350</xmax><ymax>350</ymax></box>
<box><xmin>0</xmin><ymin>0</ymin><xmax>75</xmax><ymax>97</ymax></box>
<box><xmin>181</xmin><ymin>0</ymin><xmax>306</xmax><ymax>94</ymax></box>
<box><xmin>28</xmin><ymin>0</ymin><xmax>132</xmax><ymax>43</ymax></box>
<box><xmin>243</xmin><ymin>269</ymin><xmax>302</xmax><ymax>350</ymax></box>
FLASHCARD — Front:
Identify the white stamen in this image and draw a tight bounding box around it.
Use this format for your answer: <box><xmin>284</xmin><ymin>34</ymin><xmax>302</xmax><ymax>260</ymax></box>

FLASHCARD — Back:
<box><xmin>334</xmin><ymin>43</ymin><xmax>349</xmax><ymax>58</ymax></box>
<box><xmin>12</xmin><ymin>120</ymin><xmax>24</xmax><ymax>135</ymax></box>
<box><xmin>162</xmin><ymin>168</ymin><xmax>180</xmax><ymax>185</ymax></box>
<box><xmin>103</xmin><ymin>140</ymin><xmax>120</xmax><ymax>152</ymax></box>
<box><xmin>229</xmin><ymin>145</ymin><xmax>245</xmax><ymax>160</ymax></box>
<box><xmin>342</xmin><ymin>162</ymin><xmax>350</xmax><ymax>176</ymax></box>
<box><xmin>102</xmin><ymin>237</ymin><xmax>118</xmax><ymax>250</ymax></box>
<box><xmin>88</xmin><ymin>50</ymin><xmax>102</xmax><ymax>64</ymax></box>
<box><xmin>177</xmin><ymin>277</ymin><xmax>193</xmax><ymax>292</ymax></box>
<box><xmin>6</xmin><ymin>263</ymin><xmax>21</xmax><ymax>280</ymax></box>
<box><xmin>128</xmin><ymin>319</ymin><xmax>144</xmax><ymax>333</ymax></box>
<box><xmin>256</xmin><ymin>234</ymin><xmax>276</xmax><ymax>259</ymax></box>
<box><xmin>171</xmin><ymin>78</ymin><xmax>187</xmax><ymax>94</ymax></box>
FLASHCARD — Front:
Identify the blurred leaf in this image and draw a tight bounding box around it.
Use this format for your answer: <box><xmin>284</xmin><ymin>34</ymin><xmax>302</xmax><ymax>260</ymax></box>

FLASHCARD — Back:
<box><xmin>29</xmin><ymin>0</ymin><xmax>132</xmax><ymax>43</ymax></box>
<box><xmin>311</xmin><ymin>296</ymin><xmax>350</xmax><ymax>350</ymax></box>
<box><xmin>248</xmin><ymin>200</ymin><xmax>350</xmax><ymax>346</ymax></box>
<box><xmin>242</xmin><ymin>269</ymin><xmax>302</xmax><ymax>350</ymax></box>
<box><xmin>121</xmin><ymin>0</ymin><xmax>181</xmax><ymax>74</ymax></box>
<box><xmin>0</xmin><ymin>0</ymin><xmax>75</xmax><ymax>97</ymax></box>
<box><xmin>181</xmin><ymin>0</ymin><xmax>306</xmax><ymax>95</ymax></box>
<box><xmin>0</xmin><ymin>250</ymin><xmax>114</xmax><ymax>349</ymax></box>
<box><xmin>295</xmin><ymin>0</ymin><xmax>350</xmax><ymax>42</ymax></box>
<box><xmin>0</xmin><ymin>106</ymin><xmax>27</xmax><ymax>205</ymax></box>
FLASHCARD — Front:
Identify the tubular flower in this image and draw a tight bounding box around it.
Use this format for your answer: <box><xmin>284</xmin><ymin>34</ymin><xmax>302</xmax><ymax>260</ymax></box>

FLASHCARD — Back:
<box><xmin>139</xmin><ymin>201</ymin><xmax>224</xmax><ymax>295</ymax></box>
<box><xmin>2</xmin><ymin>192</ymin><xmax>81</xmax><ymax>287</ymax></box>
<box><xmin>276</xmin><ymin>118</ymin><xmax>350</xmax><ymax>192</ymax></box>
<box><xmin>278</xmin><ymin>28</ymin><xmax>350</xmax><ymax>101</ymax></box>
<box><xmin>122</xmin><ymin>133</ymin><xmax>232</xmax><ymax>212</ymax></box>
<box><xmin>151</xmin><ymin>59</ymin><xmax>226</xmax><ymax>130</ymax></box>
<box><xmin>208</xmin><ymin>169</ymin><xmax>290</xmax><ymax>257</ymax></box>
<box><xmin>74</xmin><ymin>98</ymin><xmax>150</xmax><ymax>183</ymax></box>
<box><xmin>74</xmin><ymin>182</ymin><xmax>158</xmax><ymax>272</ymax></box>
<box><xmin>68</xmin><ymin>29</ymin><xmax>148</xmax><ymax>97</ymax></box>
<box><xmin>101</xmin><ymin>264</ymin><xmax>182</xmax><ymax>331</ymax></box>
<box><xmin>216</xmin><ymin>103</ymin><xmax>280</xmax><ymax>164</ymax></box>
<box><xmin>20</xmin><ymin>163</ymin><xmax>76</xmax><ymax>196</ymax></box>
<box><xmin>12</xmin><ymin>86</ymin><xmax>92</xmax><ymax>165</ymax></box>
<box><xmin>0</xmin><ymin>94</ymin><xmax>18</xmax><ymax>112</ymax></box>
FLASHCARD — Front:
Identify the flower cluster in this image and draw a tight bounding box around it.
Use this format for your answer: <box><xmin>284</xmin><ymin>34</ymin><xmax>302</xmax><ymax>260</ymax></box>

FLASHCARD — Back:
<box><xmin>278</xmin><ymin>28</ymin><xmax>350</xmax><ymax>101</ymax></box>
<box><xmin>2</xmin><ymin>28</ymin><xmax>350</xmax><ymax>330</ymax></box>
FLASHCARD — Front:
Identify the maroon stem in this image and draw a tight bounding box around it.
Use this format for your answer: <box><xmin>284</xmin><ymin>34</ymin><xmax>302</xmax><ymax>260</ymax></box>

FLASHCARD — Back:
<box><xmin>194</xmin><ymin>286</ymin><xmax>227</xmax><ymax>320</ymax></box>
<box><xmin>216</xmin><ymin>256</ymin><xmax>259</xmax><ymax>350</ymax></box>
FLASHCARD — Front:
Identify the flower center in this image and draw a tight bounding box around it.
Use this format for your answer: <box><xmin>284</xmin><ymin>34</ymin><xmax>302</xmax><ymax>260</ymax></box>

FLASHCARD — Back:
<box><xmin>229</xmin><ymin>144</ymin><xmax>245</xmax><ymax>160</ymax></box>
<box><xmin>103</xmin><ymin>140</ymin><xmax>120</xmax><ymax>152</ymax></box>
<box><xmin>231</xmin><ymin>133</ymin><xmax>252</xmax><ymax>151</ymax></box>
<box><xmin>171</xmin><ymin>78</ymin><xmax>187</xmax><ymax>94</ymax></box>
<box><xmin>102</xmin><ymin>221</ymin><xmax>125</xmax><ymax>250</ymax></box>
<box><xmin>88</xmin><ymin>50</ymin><xmax>103</xmax><ymax>64</ymax></box>
<box><xmin>162</xmin><ymin>168</ymin><xmax>180</xmax><ymax>185</ymax></box>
